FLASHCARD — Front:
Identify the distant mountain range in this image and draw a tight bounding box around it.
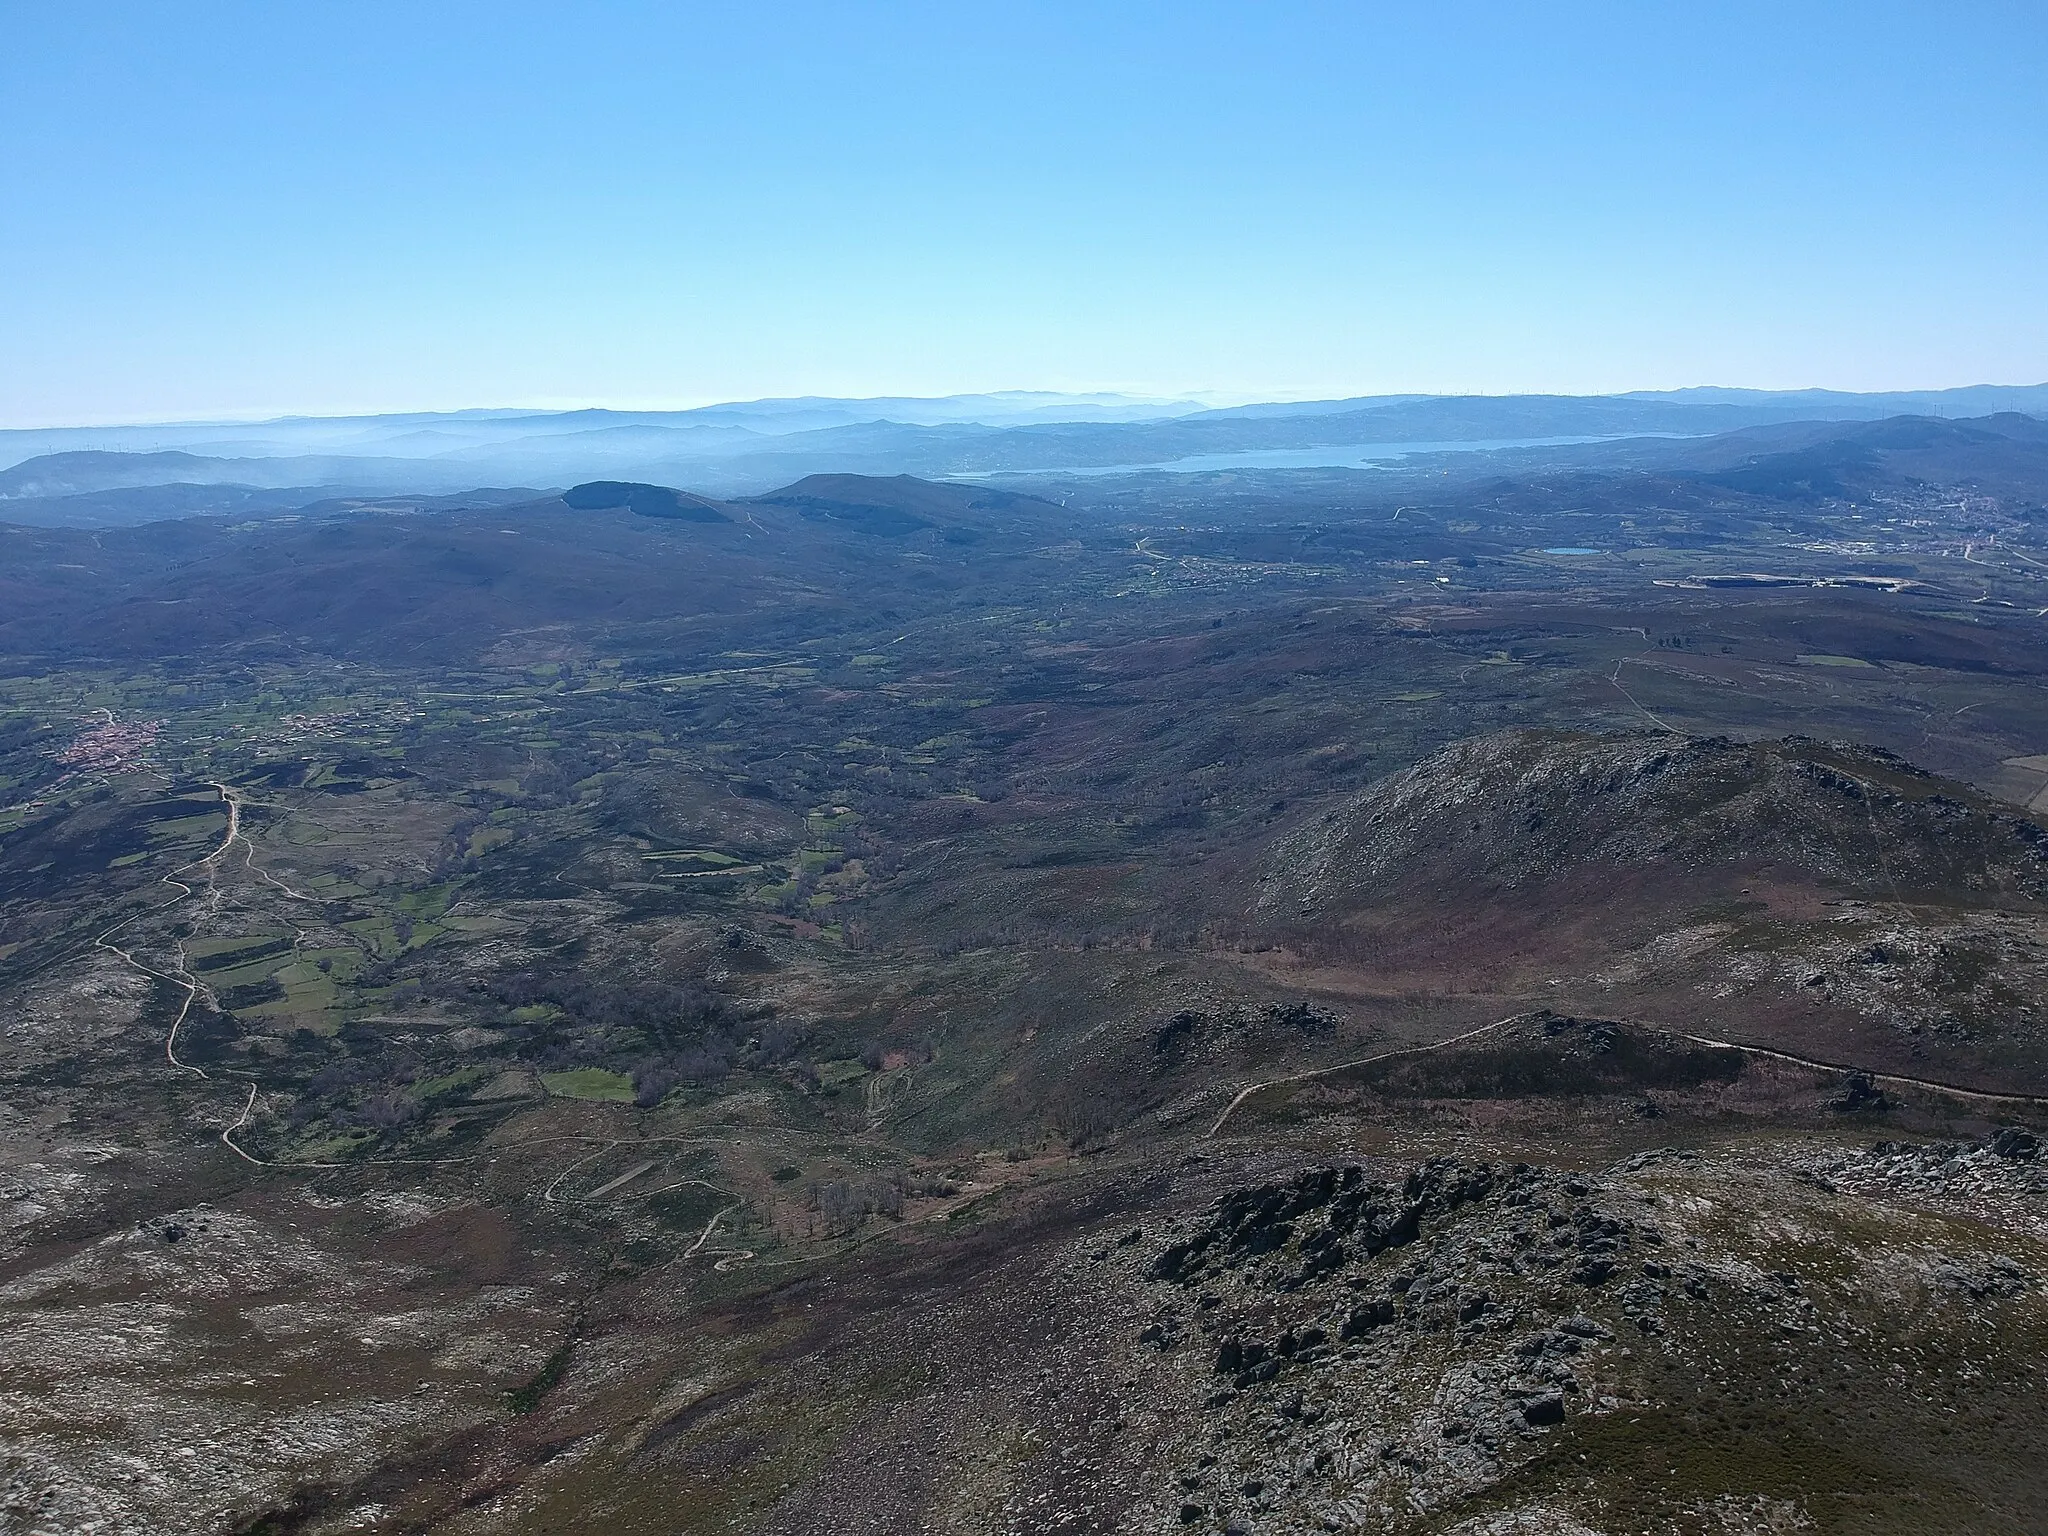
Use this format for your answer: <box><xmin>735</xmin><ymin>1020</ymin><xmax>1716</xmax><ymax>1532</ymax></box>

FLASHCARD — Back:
<box><xmin>1</xmin><ymin>385</ymin><xmax>2044</xmax><ymax>527</ymax></box>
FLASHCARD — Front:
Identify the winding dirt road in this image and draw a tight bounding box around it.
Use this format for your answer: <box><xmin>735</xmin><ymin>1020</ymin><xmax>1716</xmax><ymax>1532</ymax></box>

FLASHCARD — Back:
<box><xmin>91</xmin><ymin>780</ymin><xmax>303</xmax><ymax>1167</ymax></box>
<box><xmin>1207</xmin><ymin>1009</ymin><xmax>2048</xmax><ymax>1138</ymax></box>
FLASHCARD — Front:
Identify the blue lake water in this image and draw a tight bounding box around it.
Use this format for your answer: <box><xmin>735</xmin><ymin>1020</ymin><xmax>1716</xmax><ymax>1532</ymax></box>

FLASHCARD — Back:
<box><xmin>994</xmin><ymin>433</ymin><xmax>1697</xmax><ymax>478</ymax></box>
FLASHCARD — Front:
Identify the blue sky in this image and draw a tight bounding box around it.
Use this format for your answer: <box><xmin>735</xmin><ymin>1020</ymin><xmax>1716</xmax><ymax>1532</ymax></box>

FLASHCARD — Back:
<box><xmin>2</xmin><ymin>1</ymin><xmax>2044</xmax><ymax>424</ymax></box>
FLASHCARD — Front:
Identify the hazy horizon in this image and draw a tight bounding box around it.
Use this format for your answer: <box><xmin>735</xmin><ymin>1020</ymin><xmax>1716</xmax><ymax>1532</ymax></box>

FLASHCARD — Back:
<box><xmin>9</xmin><ymin>379</ymin><xmax>2048</xmax><ymax>437</ymax></box>
<box><xmin>5</xmin><ymin>2</ymin><xmax>2043</xmax><ymax>426</ymax></box>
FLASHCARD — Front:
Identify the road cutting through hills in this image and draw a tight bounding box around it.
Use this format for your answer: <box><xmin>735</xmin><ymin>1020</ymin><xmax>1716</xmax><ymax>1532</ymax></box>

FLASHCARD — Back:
<box><xmin>1206</xmin><ymin>1009</ymin><xmax>2048</xmax><ymax>1138</ymax></box>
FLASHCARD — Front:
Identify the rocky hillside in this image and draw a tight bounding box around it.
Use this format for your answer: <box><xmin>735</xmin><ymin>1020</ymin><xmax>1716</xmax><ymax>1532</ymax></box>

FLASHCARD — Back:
<box><xmin>1112</xmin><ymin>1138</ymin><xmax>2048</xmax><ymax>1534</ymax></box>
<box><xmin>1261</xmin><ymin>731</ymin><xmax>2048</xmax><ymax>920</ymax></box>
<box><xmin>1249</xmin><ymin>731</ymin><xmax>2048</xmax><ymax>1090</ymax></box>
<box><xmin>402</xmin><ymin>1133</ymin><xmax>2048</xmax><ymax>1536</ymax></box>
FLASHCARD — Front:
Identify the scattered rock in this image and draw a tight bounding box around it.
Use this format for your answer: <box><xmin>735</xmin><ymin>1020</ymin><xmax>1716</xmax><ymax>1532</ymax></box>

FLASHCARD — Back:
<box><xmin>1991</xmin><ymin>1128</ymin><xmax>2040</xmax><ymax>1162</ymax></box>
<box><xmin>1929</xmin><ymin>1254</ymin><xmax>2036</xmax><ymax>1299</ymax></box>
<box><xmin>1520</xmin><ymin>1392</ymin><xmax>1566</xmax><ymax>1426</ymax></box>
<box><xmin>1827</xmin><ymin>1071</ymin><xmax>1891</xmax><ymax>1112</ymax></box>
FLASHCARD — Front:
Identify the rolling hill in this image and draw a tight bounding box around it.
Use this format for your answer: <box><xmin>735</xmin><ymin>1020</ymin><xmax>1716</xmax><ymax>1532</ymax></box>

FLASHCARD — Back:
<box><xmin>1259</xmin><ymin>730</ymin><xmax>2048</xmax><ymax>1090</ymax></box>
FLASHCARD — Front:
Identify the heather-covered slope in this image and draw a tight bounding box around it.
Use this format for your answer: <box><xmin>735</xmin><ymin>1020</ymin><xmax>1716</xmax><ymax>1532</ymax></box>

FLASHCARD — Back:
<box><xmin>1256</xmin><ymin>731</ymin><xmax>2048</xmax><ymax>1092</ymax></box>
<box><xmin>1263</xmin><ymin>731</ymin><xmax>2048</xmax><ymax>915</ymax></box>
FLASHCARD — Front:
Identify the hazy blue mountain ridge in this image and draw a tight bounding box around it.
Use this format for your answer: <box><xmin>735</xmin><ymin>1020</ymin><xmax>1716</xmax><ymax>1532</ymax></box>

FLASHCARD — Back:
<box><xmin>3</xmin><ymin>388</ymin><xmax>2045</xmax><ymax>526</ymax></box>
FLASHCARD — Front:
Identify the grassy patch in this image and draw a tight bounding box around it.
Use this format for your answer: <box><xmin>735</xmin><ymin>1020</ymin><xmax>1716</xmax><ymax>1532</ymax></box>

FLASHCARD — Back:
<box><xmin>648</xmin><ymin>1183</ymin><xmax>735</xmax><ymax>1231</ymax></box>
<box><xmin>540</xmin><ymin>1067</ymin><xmax>635</xmax><ymax>1101</ymax></box>
<box><xmin>506</xmin><ymin>1339</ymin><xmax>575</xmax><ymax>1415</ymax></box>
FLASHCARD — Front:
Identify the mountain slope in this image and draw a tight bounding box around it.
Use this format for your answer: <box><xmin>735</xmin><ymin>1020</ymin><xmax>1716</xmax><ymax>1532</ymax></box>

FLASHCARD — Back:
<box><xmin>1263</xmin><ymin>730</ymin><xmax>2048</xmax><ymax>915</ymax></box>
<box><xmin>742</xmin><ymin>472</ymin><xmax>1068</xmax><ymax>535</ymax></box>
<box><xmin>0</xmin><ymin>474</ymin><xmax>1089</xmax><ymax>660</ymax></box>
<box><xmin>1257</xmin><ymin>730</ymin><xmax>2048</xmax><ymax>1089</ymax></box>
<box><xmin>1693</xmin><ymin>413</ymin><xmax>2048</xmax><ymax>501</ymax></box>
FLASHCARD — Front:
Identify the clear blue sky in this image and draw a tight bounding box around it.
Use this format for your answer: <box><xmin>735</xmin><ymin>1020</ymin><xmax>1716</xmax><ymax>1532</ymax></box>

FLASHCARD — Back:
<box><xmin>3</xmin><ymin>1</ymin><xmax>2044</xmax><ymax>425</ymax></box>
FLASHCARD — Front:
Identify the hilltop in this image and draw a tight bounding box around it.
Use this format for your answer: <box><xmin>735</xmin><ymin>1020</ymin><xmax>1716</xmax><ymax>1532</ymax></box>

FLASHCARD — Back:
<box><xmin>1265</xmin><ymin>730</ymin><xmax>2048</xmax><ymax>915</ymax></box>
<box><xmin>0</xmin><ymin>473</ymin><xmax>1089</xmax><ymax>661</ymax></box>
<box><xmin>1258</xmin><ymin>731</ymin><xmax>2048</xmax><ymax>1091</ymax></box>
